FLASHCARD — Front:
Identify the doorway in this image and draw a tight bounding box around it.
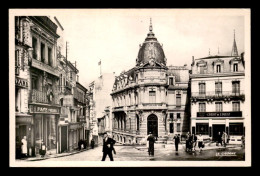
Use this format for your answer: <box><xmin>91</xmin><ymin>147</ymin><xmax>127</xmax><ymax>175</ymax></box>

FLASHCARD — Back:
<box><xmin>60</xmin><ymin>126</ymin><xmax>67</xmax><ymax>153</ymax></box>
<box><xmin>147</xmin><ymin>114</ymin><xmax>158</xmax><ymax>137</ymax></box>
<box><xmin>212</xmin><ymin>124</ymin><xmax>225</xmax><ymax>141</ymax></box>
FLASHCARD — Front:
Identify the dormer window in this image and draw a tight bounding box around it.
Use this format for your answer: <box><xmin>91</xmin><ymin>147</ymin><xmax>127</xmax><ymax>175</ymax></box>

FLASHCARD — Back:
<box><xmin>169</xmin><ymin>77</ymin><xmax>174</xmax><ymax>85</ymax></box>
<box><xmin>233</xmin><ymin>63</ymin><xmax>238</xmax><ymax>72</ymax></box>
<box><xmin>216</xmin><ymin>64</ymin><xmax>221</xmax><ymax>73</ymax></box>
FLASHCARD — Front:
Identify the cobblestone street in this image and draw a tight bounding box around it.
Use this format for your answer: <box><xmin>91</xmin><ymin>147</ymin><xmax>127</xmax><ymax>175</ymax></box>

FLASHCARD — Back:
<box><xmin>18</xmin><ymin>143</ymin><xmax>245</xmax><ymax>162</ymax></box>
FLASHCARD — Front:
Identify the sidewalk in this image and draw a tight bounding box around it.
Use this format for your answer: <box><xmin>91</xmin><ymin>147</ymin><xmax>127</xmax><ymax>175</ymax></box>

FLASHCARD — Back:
<box><xmin>19</xmin><ymin>147</ymin><xmax>91</xmax><ymax>161</ymax></box>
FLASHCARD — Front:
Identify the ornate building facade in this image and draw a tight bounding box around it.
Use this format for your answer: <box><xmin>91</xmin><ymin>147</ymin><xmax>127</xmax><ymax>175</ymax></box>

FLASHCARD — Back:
<box><xmin>15</xmin><ymin>16</ymin><xmax>33</xmax><ymax>158</ymax></box>
<box><xmin>190</xmin><ymin>32</ymin><xmax>245</xmax><ymax>144</ymax></box>
<box><xmin>27</xmin><ymin>16</ymin><xmax>61</xmax><ymax>155</ymax></box>
<box><xmin>111</xmin><ymin>20</ymin><xmax>190</xmax><ymax>144</ymax></box>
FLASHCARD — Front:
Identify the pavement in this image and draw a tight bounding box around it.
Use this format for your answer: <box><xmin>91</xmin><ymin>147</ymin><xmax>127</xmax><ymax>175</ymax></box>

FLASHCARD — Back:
<box><xmin>16</xmin><ymin>142</ymin><xmax>244</xmax><ymax>162</ymax></box>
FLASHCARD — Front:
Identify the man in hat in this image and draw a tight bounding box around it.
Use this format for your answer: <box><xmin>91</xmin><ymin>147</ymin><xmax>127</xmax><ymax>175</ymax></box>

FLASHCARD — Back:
<box><xmin>147</xmin><ymin>132</ymin><xmax>155</xmax><ymax>156</ymax></box>
<box><xmin>101</xmin><ymin>132</ymin><xmax>116</xmax><ymax>161</ymax></box>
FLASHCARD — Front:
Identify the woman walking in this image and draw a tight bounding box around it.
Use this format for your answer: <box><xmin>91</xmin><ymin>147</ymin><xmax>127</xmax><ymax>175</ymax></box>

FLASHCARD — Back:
<box><xmin>21</xmin><ymin>136</ymin><xmax>28</xmax><ymax>158</ymax></box>
<box><xmin>197</xmin><ymin>134</ymin><xmax>204</xmax><ymax>153</ymax></box>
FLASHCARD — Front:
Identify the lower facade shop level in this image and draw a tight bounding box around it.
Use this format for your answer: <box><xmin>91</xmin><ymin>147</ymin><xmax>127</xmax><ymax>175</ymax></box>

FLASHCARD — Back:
<box><xmin>191</xmin><ymin>118</ymin><xmax>244</xmax><ymax>144</ymax></box>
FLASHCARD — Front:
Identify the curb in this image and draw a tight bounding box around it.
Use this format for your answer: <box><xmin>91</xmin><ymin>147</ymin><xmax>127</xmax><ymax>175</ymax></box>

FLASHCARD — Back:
<box><xmin>21</xmin><ymin>148</ymin><xmax>90</xmax><ymax>161</ymax></box>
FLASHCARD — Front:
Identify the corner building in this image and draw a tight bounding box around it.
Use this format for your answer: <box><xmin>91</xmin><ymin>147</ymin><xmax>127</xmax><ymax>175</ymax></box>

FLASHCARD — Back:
<box><xmin>111</xmin><ymin>20</ymin><xmax>190</xmax><ymax>144</ymax></box>
<box><xmin>190</xmin><ymin>33</ymin><xmax>245</xmax><ymax>144</ymax></box>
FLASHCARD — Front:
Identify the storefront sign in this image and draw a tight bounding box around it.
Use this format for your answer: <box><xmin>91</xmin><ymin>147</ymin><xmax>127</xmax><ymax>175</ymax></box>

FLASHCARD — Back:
<box><xmin>29</xmin><ymin>105</ymin><xmax>60</xmax><ymax>114</ymax></box>
<box><xmin>69</xmin><ymin>123</ymin><xmax>81</xmax><ymax>130</ymax></box>
<box><xmin>16</xmin><ymin>116</ymin><xmax>32</xmax><ymax>123</ymax></box>
<box><xmin>197</xmin><ymin>111</ymin><xmax>242</xmax><ymax>117</ymax></box>
<box><xmin>15</xmin><ymin>77</ymin><xmax>28</xmax><ymax>88</ymax></box>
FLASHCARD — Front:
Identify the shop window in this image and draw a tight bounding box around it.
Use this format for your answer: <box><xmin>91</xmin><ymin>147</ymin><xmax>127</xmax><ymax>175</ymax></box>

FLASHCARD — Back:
<box><xmin>229</xmin><ymin>123</ymin><xmax>243</xmax><ymax>135</ymax></box>
<box><xmin>196</xmin><ymin>123</ymin><xmax>209</xmax><ymax>135</ymax></box>
<box><xmin>215</xmin><ymin>102</ymin><xmax>223</xmax><ymax>112</ymax></box>
<box><xmin>149</xmin><ymin>91</ymin><xmax>156</xmax><ymax>103</ymax></box>
<box><xmin>199</xmin><ymin>83</ymin><xmax>206</xmax><ymax>95</ymax></box>
<box><xmin>215</xmin><ymin>82</ymin><xmax>222</xmax><ymax>94</ymax></box>
<box><xmin>232</xmin><ymin>102</ymin><xmax>240</xmax><ymax>111</ymax></box>
<box><xmin>233</xmin><ymin>63</ymin><xmax>238</xmax><ymax>72</ymax></box>
<box><xmin>35</xmin><ymin>115</ymin><xmax>42</xmax><ymax>152</ymax></box>
<box><xmin>199</xmin><ymin>103</ymin><xmax>206</xmax><ymax>112</ymax></box>
<box><xmin>177</xmin><ymin>123</ymin><xmax>181</xmax><ymax>132</ymax></box>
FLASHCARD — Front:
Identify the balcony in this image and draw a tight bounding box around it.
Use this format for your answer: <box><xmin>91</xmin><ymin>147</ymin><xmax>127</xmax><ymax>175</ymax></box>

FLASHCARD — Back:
<box><xmin>65</xmin><ymin>81</ymin><xmax>72</xmax><ymax>90</ymax></box>
<box><xmin>31</xmin><ymin>58</ymin><xmax>59</xmax><ymax>77</ymax></box>
<box><xmin>191</xmin><ymin>91</ymin><xmax>245</xmax><ymax>101</ymax></box>
<box><xmin>77</xmin><ymin>115</ymin><xmax>86</xmax><ymax>123</ymax></box>
<box><xmin>30</xmin><ymin>89</ymin><xmax>59</xmax><ymax>105</ymax></box>
<box><xmin>138</xmin><ymin>103</ymin><xmax>167</xmax><ymax>110</ymax></box>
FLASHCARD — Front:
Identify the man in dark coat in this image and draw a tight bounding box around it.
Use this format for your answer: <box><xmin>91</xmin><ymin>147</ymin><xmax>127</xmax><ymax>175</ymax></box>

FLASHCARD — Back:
<box><xmin>217</xmin><ymin>131</ymin><xmax>222</xmax><ymax>146</ymax></box>
<box><xmin>91</xmin><ymin>138</ymin><xmax>95</xmax><ymax>149</ymax></box>
<box><xmin>147</xmin><ymin>132</ymin><xmax>155</xmax><ymax>156</ymax></box>
<box><xmin>101</xmin><ymin>132</ymin><xmax>116</xmax><ymax>161</ymax></box>
<box><xmin>174</xmin><ymin>134</ymin><xmax>180</xmax><ymax>152</ymax></box>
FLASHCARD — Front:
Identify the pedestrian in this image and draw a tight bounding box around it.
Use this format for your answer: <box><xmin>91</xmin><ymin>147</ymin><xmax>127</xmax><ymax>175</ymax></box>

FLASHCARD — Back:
<box><xmin>217</xmin><ymin>131</ymin><xmax>222</xmax><ymax>146</ymax></box>
<box><xmin>21</xmin><ymin>136</ymin><xmax>28</xmax><ymax>158</ymax></box>
<box><xmin>173</xmin><ymin>134</ymin><xmax>180</xmax><ymax>152</ymax></box>
<box><xmin>101</xmin><ymin>132</ymin><xmax>116</xmax><ymax>161</ymax></box>
<box><xmin>39</xmin><ymin>140</ymin><xmax>46</xmax><ymax>158</ymax></box>
<box><xmin>192</xmin><ymin>134</ymin><xmax>197</xmax><ymax>151</ymax></box>
<box><xmin>91</xmin><ymin>138</ymin><xmax>95</xmax><ymax>149</ymax></box>
<box><xmin>146</xmin><ymin>134</ymin><xmax>149</xmax><ymax>149</ymax></box>
<box><xmin>186</xmin><ymin>132</ymin><xmax>191</xmax><ymax>152</ymax></box>
<box><xmin>222</xmin><ymin>131</ymin><xmax>227</xmax><ymax>147</ymax></box>
<box><xmin>197</xmin><ymin>134</ymin><xmax>204</xmax><ymax>153</ymax></box>
<box><xmin>147</xmin><ymin>132</ymin><xmax>155</xmax><ymax>156</ymax></box>
<box><xmin>110</xmin><ymin>134</ymin><xmax>116</xmax><ymax>155</ymax></box>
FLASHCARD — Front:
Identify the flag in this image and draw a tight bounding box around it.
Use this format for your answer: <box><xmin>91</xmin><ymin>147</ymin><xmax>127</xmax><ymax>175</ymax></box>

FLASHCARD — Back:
<box><xmin>98</xmin><ymin>60</ymin><xmax>101</xmax><ymax>65</ymax></box>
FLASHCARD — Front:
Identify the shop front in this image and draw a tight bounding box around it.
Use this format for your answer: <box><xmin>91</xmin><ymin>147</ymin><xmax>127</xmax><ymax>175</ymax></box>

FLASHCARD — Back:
<box><xmin>16</xmin><ymin>113</ymin><xmax>33</xmax><ymax>158</ymax></box>
<box><xmin>68</xmin><ymin>122</ymin><xmax>84</xmax><ymax>151</ymax></box>
<box><xmin>29</xmin><ymin>104</ymin><xmax>60</xmax><ymax>155</ymax></box>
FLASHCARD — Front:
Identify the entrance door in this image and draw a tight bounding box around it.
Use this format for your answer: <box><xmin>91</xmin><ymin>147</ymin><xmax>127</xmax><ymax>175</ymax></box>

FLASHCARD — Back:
<box><xmin>212</xmin><ymin>124</ymin><xmax>225</xmax><ymax>141</ymax></box>
<box><xmin>147</xmin><ymin>114</ymin><xmax>158</xmax><ymax>137</ymax></box>
<box><xmin>61</xmin><ymin>126</ymin><xmax>67</xmax><ymax>153</ymax></box>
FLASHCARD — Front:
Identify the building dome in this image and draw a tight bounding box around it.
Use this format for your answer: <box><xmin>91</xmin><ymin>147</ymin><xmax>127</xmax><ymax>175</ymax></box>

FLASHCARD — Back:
<box><xmin>136</xmin><ymin>19</ymin><xmax>166</xmax><ymax>66</ymax></box>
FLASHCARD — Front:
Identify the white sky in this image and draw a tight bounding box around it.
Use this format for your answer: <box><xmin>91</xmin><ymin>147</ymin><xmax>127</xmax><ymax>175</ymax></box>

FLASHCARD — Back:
<box><xmin>21</xmin><ymin>9</ymin><xmax>247</xmax><ymax>87</ymax></box>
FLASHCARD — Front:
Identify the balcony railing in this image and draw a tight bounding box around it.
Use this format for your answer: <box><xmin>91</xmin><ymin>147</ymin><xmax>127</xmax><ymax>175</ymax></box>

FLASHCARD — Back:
<box><xmin>142</xmin><ymin>103</ymin><xmax>163</xmax><ymax>106</ymax></box>
<box><xmin>192</xmin><ymin>91</ymin><xmax>245</xmax><ymax>99</ymax></box>
<box><xmin>30</xmin><ymin>89</ymin><xmax>59</xmax><ymax>105</ymax></box>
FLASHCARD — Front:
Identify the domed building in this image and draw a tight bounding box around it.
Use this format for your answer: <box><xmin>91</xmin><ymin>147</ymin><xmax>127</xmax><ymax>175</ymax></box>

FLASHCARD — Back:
<box><xmin>111</xmin><ymin>19</ymin><xmax>190</xmax><ymax>144</ymax></box>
